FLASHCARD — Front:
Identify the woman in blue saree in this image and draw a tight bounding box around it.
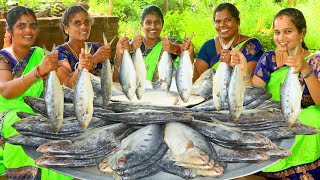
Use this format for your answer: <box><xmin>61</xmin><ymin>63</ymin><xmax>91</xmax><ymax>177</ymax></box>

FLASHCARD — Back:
<box><xmin>56</xmin><ymin>5</ymin><xmax>112</xmax><ymax>88</ymax></box>
<box><xmin>0</xmin><ymin>6</ymin><xmax>72</xmax><ymax>180</ymax></box>
<box><xmin>231</xmin><ymin>8</ymin><xmax>320</xmax><ymax>179</ymax></box>
<box><xmin>115</xmin><ymin>5</ymin><xmax>194</xmax><ymax>82</ymax></box>
<box><xmin>193</xmin><ymin>3</ymin><xmax>264</xmax><ymax>82</ymax></box>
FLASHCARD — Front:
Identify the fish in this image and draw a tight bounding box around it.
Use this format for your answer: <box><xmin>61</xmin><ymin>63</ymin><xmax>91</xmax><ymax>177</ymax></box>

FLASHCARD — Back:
<box><xmin>100</xmin><ymin>59</ymin><xmax>113</xmax><ymax>108</ymax></box>
<box><xmin>281</xmin><ymin>67</ymin><xmax>303</xmax><ymax>126</ymax></box>
<box><xmin>211</xmin><ymin>143</ymin><xmax>270</xmax><ymax>163</ymax></box>
<box><xmin>158</xmin><ymin>50</ymin><xmax>173</xmax><ymax>92</ymax></box>
<box><xmin>212</xmin><ymin>62</ymin><xmax>231</xmax><ymax>111</ymax></box>
<box><xmin>191</xmin><ymin>68</ymin><xmax>214</xmax><ymax>99</ymax></box>
<box><xmin>176</xmin><ymin>50</ymin><xmax>193</xmax><ymax>103</ymax></box>
<box><xmin>133</xmin><ymin>47</ymin><xmax>147</xmax><ymax>99</ymax></box>
<box><xmin>6</xmin><ymin>134</ymin><xmax>51</xmax><ymax>147</ymax></box>
<box><xmin>74</xmin><ymin>68</ymin><xmax>94</xmax><ymax>129</ymax></box>
<box><xmin>118</xmin><ymin>143</ymin><xmax>168</xmax><ymax>175</ymax></box>
<box><xmin>45</xmin><ymin>70</ymin><xmax>64</xmax><ymax>132</ymax></box>
<box><xmin>189</xmin><ymin>119</ymin><xmax>276</xmax><ymax>147</ymax></box>
<box><xmin>158</xmin><ymin>149</ymin><xmax>197</xmax><ymax>179</ymax></box>
<box><xmin>36</xmin><ymin>156</ymin><xmax>97</xmax><ymax>168</ymax></box>
<box><xmin>108</xmin><ymin>124</ymin><xmax>163</xmax><ymax>170</ymax></box>
<box><xmin>36</xmin><ymin>123</ymin><xmax>126</xmax><ymax>155</ymax></box>
<box><xmin>111</xmin><ymin>89</ymin><xmax>204</xmax><ymax>107</ymax></box>
<box><xmin>290</xmin><ymin>120</ymin><xmax>320</xmax><ymax>135</ymax></box>
<box><xmin>119</xmin><ymin>49</ymin><xmax>137</xmax><ymax>101</ymax></box>
<box><xmin>228</xmin><ymin>65</ymin><xmax>245</xmax><ymax>122</ymax></box>
<box><xmin>164</xmin><ymin>122</ymin><xmax>213</xmax><ymax>165</ymax></box>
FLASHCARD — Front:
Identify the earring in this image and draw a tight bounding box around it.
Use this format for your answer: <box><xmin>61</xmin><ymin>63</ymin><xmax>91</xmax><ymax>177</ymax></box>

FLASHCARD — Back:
<box><xmin>300</xmin><ymin>37</ymin><xmax>303</xmax><ymax>43</ymax></box>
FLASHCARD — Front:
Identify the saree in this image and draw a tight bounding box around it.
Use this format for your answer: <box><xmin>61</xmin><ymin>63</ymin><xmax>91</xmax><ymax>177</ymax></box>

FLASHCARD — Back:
<box><xmin>210</xmin><ymin>37</ymin><xmax>263</xmax><ymax>70</ymax></box>
<box><xmin>259</xmin><ymin>53</ymin><xmax>320</xmax><ymax>179</ymax></box>
<box><xmin>0</xmin><ymin>47</ymin><xmax>73</xmax><ymax>179</ymax></box>
<box><xmin>143</xmin><ymin>38</ymin><xmax>182</xmax><ymax>81</ymax></box>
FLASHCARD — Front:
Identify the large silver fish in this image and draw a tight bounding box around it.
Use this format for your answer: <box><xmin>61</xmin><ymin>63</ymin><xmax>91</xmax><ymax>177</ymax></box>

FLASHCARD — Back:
<box><xmin>212</xmin><ymin>62</ymin><xmax>231</xmax><ymax>110</ymax></box>
<box><xmin>176</xmin><ymin>50</ymin><xmax>193</xmax><ymax>102</ymax></box>
<box><xmin>100</xmin><ymin>33</ymin><xmax>115</xmax><ymax>108</ymax></box>
<box><xmin>228</xmin><ymin>65</ymin><xmax>245</xmax><ymax>122</ymax></box>
<box><xmin>133</xmin><ymin>48</ymin><xmax>146</xmax><ymax>99</ymax></box>
<box><xmin>101</xmin><ymin>59</ymin><xmax>113</xmax><ymax>108</ymax></box>
<box><xmin>45</xmin><ymin>71</ymin><xmax>64</xmax><ymax>132</ymax></box>
<box><xmin>281</xmin><ymin>67</ymin><xmax>302</xmax><ymax>126</ymax></box>
<box><xmin>158</xmin><ymin>50</ymin><xmax>173</xmax><ymax>92</ymax></box>
<box><xmin>191</xmin><ymin>68</ymin><xmax>214</xmax><ymax>99</ymax></box>
<box><xmin>119</xmin><ymin>49</ymin><xmax>136</xmax><ymax>101</ymax></box>
<box><xmin>74</xmin><ymin>68</ymin><xmax>94</xmax><ymax>129</ymax></box>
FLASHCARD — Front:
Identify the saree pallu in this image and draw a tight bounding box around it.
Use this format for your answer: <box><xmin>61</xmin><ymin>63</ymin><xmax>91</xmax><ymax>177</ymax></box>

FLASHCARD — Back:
<box><xmin>210</xmin><ymin>38</ymin><xmax>263</xmax><ymax>70</ymax></box>
<box><xmin>260</xmin><ymin>57</ymin><xmax>320</xmax><ymax>179</ymax></box>
<box><xmin>0</xmin><ymin>47</ymin><xmax>73</xmax><ymax>179</ymax></box>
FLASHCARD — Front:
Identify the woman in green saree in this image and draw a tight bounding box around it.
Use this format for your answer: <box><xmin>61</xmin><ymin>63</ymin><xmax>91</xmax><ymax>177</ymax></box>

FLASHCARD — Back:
<box><xmin>231</xmin><ymin>8</ymin><xmax>320</xmax><ymax>179</ymax></box>
<box><xmin>114</xmin><ymin>5</ymin><xmax>194</xmax><ymax>82</ymax></box>
<box><xmin>0</xmin><ymin>6</ymin><xmax>72</xmax><ymax>179</ymax></box>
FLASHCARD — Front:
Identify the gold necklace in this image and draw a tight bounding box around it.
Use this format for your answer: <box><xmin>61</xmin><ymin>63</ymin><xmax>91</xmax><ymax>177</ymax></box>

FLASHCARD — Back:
<box><xmin>12</xmin><ymin>48</ymin><xmax>22</xmax><ymax>62</ymax></box>
<box><xmin>66</xmin><ymin>43</ymin><xmax>79</xmax><ymax>60</ymax></box>
<box><xmin>219</xmin><ymin>36</ymin><xmax>235</xmax><ymax>49</ymax></box>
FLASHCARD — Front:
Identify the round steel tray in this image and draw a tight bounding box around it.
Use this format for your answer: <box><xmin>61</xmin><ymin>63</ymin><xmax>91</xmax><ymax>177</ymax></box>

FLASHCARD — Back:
<box><xmin>24</xmin><ymin>137</ymin><xmax>294</xmax><ymax>180</ymax></box>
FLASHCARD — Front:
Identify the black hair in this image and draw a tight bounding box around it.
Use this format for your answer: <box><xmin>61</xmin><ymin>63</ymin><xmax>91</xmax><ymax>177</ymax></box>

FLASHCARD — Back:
<box><xmin>6</xmin><ymin>6</ymin><xmax>37</xmax><ymax>32</ymax></box>
<box><xmin>213</xmin><ymin>3</ymin><xmax>240</xmax><ymax>22</ymax></box>
<box><xmin>60</xmin><ymin>5</ymin><xmax>93</xmax><ymax>42</ymax></box>
<box><xmin>140</xmin><ymin>5</ymin><xmax>164</xmax><ymax>25</ymax></box>
<box><xmin>273</xmin><ymin>8</ymin><xmax>308</xmax><ymax>50</ymax></box>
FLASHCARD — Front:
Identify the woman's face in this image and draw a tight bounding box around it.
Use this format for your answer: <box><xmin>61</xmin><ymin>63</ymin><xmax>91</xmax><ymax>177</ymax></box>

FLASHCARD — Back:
<box><xmin>273</xmin><ymin>15</ymin><xmax>304</xmax><ymax>52</ymax></box>
<box><xmin>141</xmin><ymin>12</ymin><xmax>163</xmax><ymax>41</ymax></box>
<box><xmin>65</xmin><ymin>11</ymin><xmax>92</xmax><ymax>42</ymax></box>
<box><xmin>11</xmin><ymin>14</ymin><xmax>38</xmax><ymax>47</ymax></box>
<box><xmin>214</xmin><ymin>9</ymin><xmax>239</xmax><ymax>41</ymax></box>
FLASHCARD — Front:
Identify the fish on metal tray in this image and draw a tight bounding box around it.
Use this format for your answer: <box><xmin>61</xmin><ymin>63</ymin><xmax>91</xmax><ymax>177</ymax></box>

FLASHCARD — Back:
<box><xmin>6</xmin><ymin>134</ymin><xmax>51</xmax><ymax>147</ymax></box>
<box><xmin>191</xmin><ymin>68</ymin><xmax>214</xmax><ymax>100</ymax></box>
<box><xmin>111</xmin><ymin>89</ymin><xmax>205</xmax><ymax>107</ymax></box>
<box><xmin>108</xmin><ymin>124</ymin><xmax>163</xmax><ymax>171</ymax></box>
<box><xmin>36</xmin><ymin>156</ymin><xmax>97</xmax><ymax>168</ymax></box>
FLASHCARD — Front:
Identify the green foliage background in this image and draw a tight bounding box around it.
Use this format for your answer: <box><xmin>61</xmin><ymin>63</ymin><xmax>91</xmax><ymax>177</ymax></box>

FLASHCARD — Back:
<box><xmin>3</xmin><ymin>0</ymin><xmax>320</xmax><ymax>54</ymax></box>
<box><xmin>88</xmin><ymin>0</ymin><xmax>320</xmax><ymax>54</ymax></box>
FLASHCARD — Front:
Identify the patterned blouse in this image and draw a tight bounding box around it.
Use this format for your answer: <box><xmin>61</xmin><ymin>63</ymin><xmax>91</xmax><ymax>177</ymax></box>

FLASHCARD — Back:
<box><xmin>254</xmin><ymin>50</ymin><xmax>320</xmax><ymax>107</ymax></box>
<box><xmin>56</xmin><ymin>42</ymin><xmax>103</xmax><ymax>76</ymax></box>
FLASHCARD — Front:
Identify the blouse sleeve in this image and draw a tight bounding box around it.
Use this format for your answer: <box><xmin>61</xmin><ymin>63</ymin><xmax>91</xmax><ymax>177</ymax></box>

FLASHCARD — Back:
<box><xmin>56</xmin><ymin>45</ymin><xmax>69</xmax><ymax>61</ymax></box>
<box><xmin>241</xmin><ymin>38</ymin><xmax>264</xmax><ymax>63</ymax></box>
<box><xmin>197</xmin><ymin>39</ymin><xmax>216</xmax><ymax>64</ymax></box>
<box><xmin>0</xmin><ymin>54</ymin><xmax>13</xmax><ymax>71</ymax></box>
<box><xmin>254</xmin><ymin>51</ymin><xmax>276</xmax><ymax>83</ymax></box>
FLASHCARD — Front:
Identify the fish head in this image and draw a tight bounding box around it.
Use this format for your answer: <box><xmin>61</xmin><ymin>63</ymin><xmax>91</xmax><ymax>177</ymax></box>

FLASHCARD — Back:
<box><xmin>182</xmin><ymin>168</ymin><xmax>197</xmax><ymax>179</ymax></box>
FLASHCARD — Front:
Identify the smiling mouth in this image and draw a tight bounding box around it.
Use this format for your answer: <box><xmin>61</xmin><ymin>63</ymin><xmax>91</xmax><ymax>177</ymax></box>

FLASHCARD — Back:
<box><xmin>220</xmin><ymin>29</ymin><xmax>229</xmax><ymax>33</ymax></box>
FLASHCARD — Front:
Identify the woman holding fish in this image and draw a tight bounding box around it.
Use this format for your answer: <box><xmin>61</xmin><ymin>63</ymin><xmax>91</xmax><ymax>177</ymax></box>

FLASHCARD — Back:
<box><xmin>0</xmin><ymin>6</ymin><xmax>72</xmax><ymax>179</ymax></box>
<box><xmin>56</xmin><ymin>5</ymin><xmax>112</xmax><ymax>88</ymax></box>
<box><xmin>193</xmin><ymin>3</ymin><xmax>264</xmax><ymax>82</ymax></box>
<box><xmin>231</xmin><ymin>8</ymin><xmax>320</xmax><ymax>179</ymax></box>
<box><xmin>115</xmin><ymin>5</ymin><xmax>194</xmax><ymax>83</ymax></box>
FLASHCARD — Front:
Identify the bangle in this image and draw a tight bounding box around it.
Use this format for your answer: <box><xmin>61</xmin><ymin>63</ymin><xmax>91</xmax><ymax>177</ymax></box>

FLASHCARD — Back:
<box><xmin>301</xmin><ymin>67</ymin><xmax>313</xmax><ymax>79</ymax></box>
<box><xmin>242</xmin><ymin>71</ymin><xmax>252</xmax><ymax>81</ymax></box>
<box><xmin>36</xmin><ymin>66</ymin><xmax>45</xmax><ymax>79</ymax></box>
<box><xmin>34</xmin><ymin>69</ymin><xmax>40</xmax><ymax>80</ymax></box>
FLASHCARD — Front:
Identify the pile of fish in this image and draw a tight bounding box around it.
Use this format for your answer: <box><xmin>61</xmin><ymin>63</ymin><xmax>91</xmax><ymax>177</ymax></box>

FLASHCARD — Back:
<box><xmin>3</xmin><ymin>47</ymin><xmax>320</xmax><ymax>179</ymax></box>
